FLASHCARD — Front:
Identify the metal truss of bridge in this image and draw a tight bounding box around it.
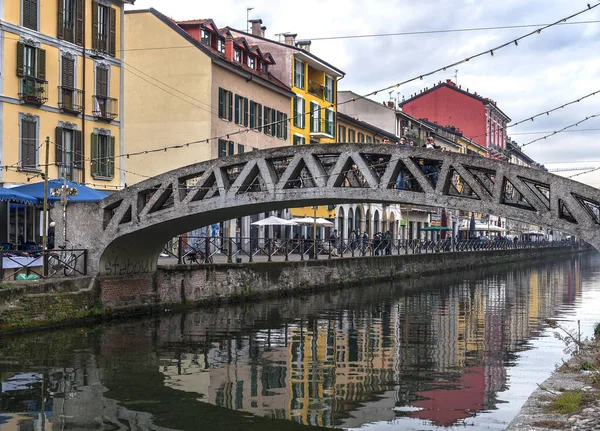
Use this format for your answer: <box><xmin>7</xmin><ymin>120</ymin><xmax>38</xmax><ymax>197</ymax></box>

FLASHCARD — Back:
<box><xmin>63</xmin><ymin>144</ymin><xmax>600</xmax><ymax>276</ymax></box>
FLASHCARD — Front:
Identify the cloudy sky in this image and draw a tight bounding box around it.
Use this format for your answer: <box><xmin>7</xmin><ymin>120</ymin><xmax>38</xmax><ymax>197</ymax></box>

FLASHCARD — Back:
<box><xmin>126</xmin><ymin>0</ymin><xmax>600</xmax><ymax>187</ymax></box>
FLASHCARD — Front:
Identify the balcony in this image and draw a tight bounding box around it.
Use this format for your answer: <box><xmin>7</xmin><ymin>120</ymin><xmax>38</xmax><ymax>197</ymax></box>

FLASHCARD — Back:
<box><xmin>309</xmin><ymin>118</ymin><xmax>335</xmax><ymax>140</ymax></box>
<box><xmin>19</xmin><ymin>77</ymin><xmax>48</xmax><ymax>105</ymax></box>
<box><xmin>93</xmin><ymin>95</ymin><xmax>118</xmax><ymax>121</ymax></box>
<box><xmin>308</xmin><ymin>80</ymin><xmax>324</xmax><ymax>99</ymax></box>
<box><xmin>58</xmin><ymin>87</ymin><xmax>84</xmax><ymax>114</ymax></box>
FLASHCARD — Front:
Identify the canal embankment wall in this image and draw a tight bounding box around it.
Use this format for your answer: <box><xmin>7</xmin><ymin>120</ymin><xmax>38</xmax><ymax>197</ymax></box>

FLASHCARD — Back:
<box><xmin>0</xmin><ymin>245</ymin><xmax>586</xmax><ymax>333</ymax></box>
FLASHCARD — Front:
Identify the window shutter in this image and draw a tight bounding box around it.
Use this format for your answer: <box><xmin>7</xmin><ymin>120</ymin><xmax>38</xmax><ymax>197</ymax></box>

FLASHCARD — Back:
<box><xmin>22</xmin><ymin>120</ymin><xmax>37</xmax><ymax>169</ymax></box>
<box><xmin>16</xmin><ymin>42</ymin><xmax>25</xmax><ymax>76</ymax></box>
<box><xmin>271</xmin><ymin>109</ymin><xmax>276</xmax><ymax>136</ymax></box>
<box><xmin>74</xmin><ymin>130</ymin><xmax>82</xmax><ymax>168</ymax></box>
<box><xmin>257</xmin><ymin>104</ymin><xmax>262</xmax><ymax>131</ymax></box>
<box><xmin>91</xmin><ymin>1</ymin><xmax>99</xmax><ymax>51</ymax></box>
<box><xmin>283</xmin><ymin>114</ymin><xmax>288</xmax><ymax>140</ymax></box>
<box><xmin>91</xmin><ymin>133</ymin><xmax>99</xmax><ymax>176</ymax></box>
<box><xmin>97</xmin><ymin>67</ymin><xmax>108</xmax><ymax>96</ymax></box>
<box><xmin>23</xmin><ymin>0</ymin><xmax>38</xmax><ymax>30</ymax></box>
<box><xmin>37</xmin><ymin>49</ymin><xmax>46</xmax><ymax>80</ymax></box>
<box><xmin>62</xmin><ymin>56</ymin><xmax>75</xmax><ymax>88</ymax></box>
<box><xmin>228</xmin><ymin>141</ymin><xmax>234</xmax><ymax>156</ymax></box>
<box><xmin>109</xmin><ymin>7</ymin><xmax>116</xmax><ymax>57</ymax></box>
<box><xmin>249</xmin><ymin>101</ymin><xmax>255</xmax><ymax>128</ymax></box>
<box><xmin>228</xmin><ymin>91</ymin><xmax>233</xmax><ymax>121</ymax></box>
<box><xmin>243</xmin><ymin>98</ymin><xmax>248</xmax><ymax>127</ymax></box>
<box><xmin>263</xmin><ymin>106</ymin><xmax>268</xmax><ymax>135</ymax></box>
<box><xmin>218</xmin><ymin>88</ymin><xmax>224</xmax><ymax>118</ymax></box>
<box><xmin>75</xmin><ymin>0</ymin><xmax>84</xmax><ymax>46</ymax></box>
<box><xmin>109</xmin><ymin>136</ymin><xmax>115</xmax><ymax>177</ymax></box>
<box><xmin>301</xmin><ymin>98</ymin><xmax>305</xmax><ymax>128</ymax></box>
<box><xmin>57</xmin><ymin>0</ymin><xmax>64</xmax><ymax>39</ymax></box>
<box><xmin>293</xmin><ymin>98</ymin><xmax>298</xmax><ymax>127</ymax></box>
<box><xmin>310</xmin><ymin>102</ymin><xmax>315</xmax><ymax>132</ymax></box>
<box><xmin>55</xmin><ymin>127</ymin><xmax>64</xmax><ymax>166</ymax></box>
<box><xmin>234</xmin><ymin>95</ymin><xmax>240</xmax><ymax>124</ymax></box>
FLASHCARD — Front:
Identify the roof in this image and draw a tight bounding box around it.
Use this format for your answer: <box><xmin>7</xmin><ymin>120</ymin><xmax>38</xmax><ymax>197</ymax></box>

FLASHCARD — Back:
<box><xmin>226</xmin><ymin>27</ymin><xmax>345</xmax><ymax>78</ymax></box>
<box><xmin>337</xmin><ymin>112</ymin><xmax>398</xmax><ymax>141</ymax></box>
<box><xmin>399</xmin><ymin>81</ymin><xmax>511</xmax><ymax>122</ymax></box>
<box><xmin>125</xmin><ymin>9</ymin><xmax>294</xmax><ymax>97</ymax></box>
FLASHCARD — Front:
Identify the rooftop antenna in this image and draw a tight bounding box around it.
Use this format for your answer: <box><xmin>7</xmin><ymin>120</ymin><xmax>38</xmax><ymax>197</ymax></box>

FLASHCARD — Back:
<box><xmin>246</xmin><ymin>7</ymin><xmax>254</xmax><ymax>32</ymax></box>
<box><xmin>454</xmin><ymin>69</ymin><xmax>459</xmax><ymax>86</ymax></box>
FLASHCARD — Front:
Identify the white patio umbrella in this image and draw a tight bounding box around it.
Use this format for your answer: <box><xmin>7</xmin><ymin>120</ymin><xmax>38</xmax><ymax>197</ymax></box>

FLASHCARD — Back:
<box><xmin>251</xmin><ymin>216</ymin><xmax>298</xmax><ymax>226</ymax></box>
<box><xmin>315</xmin><ymin>218</ymin><xmax>334</xmax><ymax>227</ymax></box>
<box><xmin>294</xmin><ymin>217</ymin><xmax>334</xmax><ymax>226</ymax></box>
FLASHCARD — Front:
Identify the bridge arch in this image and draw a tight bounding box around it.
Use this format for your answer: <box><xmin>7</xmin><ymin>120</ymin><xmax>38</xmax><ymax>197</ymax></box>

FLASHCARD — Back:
<box><xmin>63</xmin><ymin>144</ymin><xmax>600</xmax><ymax>276</ymax></box>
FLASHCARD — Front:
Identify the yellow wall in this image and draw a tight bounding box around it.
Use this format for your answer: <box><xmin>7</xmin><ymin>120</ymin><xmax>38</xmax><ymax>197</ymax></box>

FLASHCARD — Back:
<box><xmin>123</xmin><ymin>11</ymin><xmax>213</xmax><ymax>182</ymax></box>
<box><xmin>337</xmin><ymin>118</ymin><xmax>392</xmax><ymax>144</ymax></box>
<box><xmin>2</xmin><ymin>1</ymin><xmax>124</xmax><ymax>189</ymax></box>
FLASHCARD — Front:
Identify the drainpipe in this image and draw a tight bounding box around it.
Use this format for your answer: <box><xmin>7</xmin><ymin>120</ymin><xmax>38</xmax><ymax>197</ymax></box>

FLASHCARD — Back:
<box><xmin>81</xmin><ymin>0</ymin><xmax>87</xmax><ymax>183</ymax></box>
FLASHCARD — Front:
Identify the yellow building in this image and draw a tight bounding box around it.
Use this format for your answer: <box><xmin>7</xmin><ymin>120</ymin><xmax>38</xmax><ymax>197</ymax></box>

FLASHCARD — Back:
<box><xmin>1</xmin><ymin>0</ymin><xmax>132</xmax><ymax>243</ymax></box>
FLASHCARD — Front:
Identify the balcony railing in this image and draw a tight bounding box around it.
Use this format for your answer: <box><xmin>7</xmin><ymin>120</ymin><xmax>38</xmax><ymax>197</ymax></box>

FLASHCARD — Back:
<box><xmin>93</xmin><ymin>95</ymin><xmax>118</xmax><ymax>121</ymax></box>
<box><xmin>308</xmin><ymin>80</ymin><xmax>324</xmax><ymax>99</ymax></box>
<box><xmin>309</xmin><ymin>118</ymin><xmax>335</xmax><ymax>139</ymax></box>
<box><xmin>58</xmin><ymin>87</ymin><xmax>84</xmax><ymax>114</ymax></box>
<box><xmin>19</xmin><ymin>77</ymin><xmax>48</xmax><ymax>105</ymax></box>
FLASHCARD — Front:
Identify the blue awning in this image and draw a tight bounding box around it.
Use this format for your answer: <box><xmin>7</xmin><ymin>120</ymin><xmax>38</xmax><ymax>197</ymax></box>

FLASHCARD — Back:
<box><xmin>0</xmin><ymin>188</ymin><xmax>39</xmax><ymax>205</ymax></box>
<box><xmin>11</xmin><ymin>180</ymin><xmax>108</xmax><ymax>202</ymax></box>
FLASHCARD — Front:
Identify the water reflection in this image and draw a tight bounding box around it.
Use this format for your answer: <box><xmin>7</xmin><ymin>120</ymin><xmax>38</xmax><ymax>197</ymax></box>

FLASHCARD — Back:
<box><xmin>0</xmin><ymin>253</ymin><xmax>593</xmax><ymax>430</ymax></box>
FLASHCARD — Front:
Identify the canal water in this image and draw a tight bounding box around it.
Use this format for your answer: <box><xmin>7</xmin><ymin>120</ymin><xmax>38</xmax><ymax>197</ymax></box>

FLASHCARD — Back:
<box><xmin>1</xmin><ymin>252</ymin><xmax>599</xmax><ymax>430</ymax></box>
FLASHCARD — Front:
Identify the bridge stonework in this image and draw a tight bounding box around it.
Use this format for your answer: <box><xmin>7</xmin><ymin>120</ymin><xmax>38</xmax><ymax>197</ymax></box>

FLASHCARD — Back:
<box><xmin>59</xmin><ymin>144</ymin><xmax>600</xmax><ymax>276</ymax></box>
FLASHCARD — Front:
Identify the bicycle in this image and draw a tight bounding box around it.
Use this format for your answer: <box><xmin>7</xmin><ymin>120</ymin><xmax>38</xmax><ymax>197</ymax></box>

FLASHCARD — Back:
<box><xmin>48</xmin><ymin>242</ymin><xmax>79</xmax><ymax>276</ymax></box>
<box><xmin>182</xmin><ymin>243</ymin><xmax>213</xmax><ymax>264</ymax></box>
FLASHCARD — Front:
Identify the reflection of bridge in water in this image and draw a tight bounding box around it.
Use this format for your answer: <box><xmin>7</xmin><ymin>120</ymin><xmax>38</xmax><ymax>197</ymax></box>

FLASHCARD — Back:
<box><xmin>0</xmin><ymin>255</ymin><xmax>582</xmax><ymax>429</ymax></box>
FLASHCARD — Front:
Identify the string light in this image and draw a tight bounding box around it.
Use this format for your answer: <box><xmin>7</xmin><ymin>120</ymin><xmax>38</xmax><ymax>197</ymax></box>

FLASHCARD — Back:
<box><xmin>521</xmin><ymin>112</ymin><xmax>600</xmax><ymax>147</ymax></box>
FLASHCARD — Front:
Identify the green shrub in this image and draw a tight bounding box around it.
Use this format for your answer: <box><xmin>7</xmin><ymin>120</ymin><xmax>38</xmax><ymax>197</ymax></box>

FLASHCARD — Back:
<box><xmin>550</xmin><ymin>391</ymin><xmax>582</xmax><ymax>414</ymax></box>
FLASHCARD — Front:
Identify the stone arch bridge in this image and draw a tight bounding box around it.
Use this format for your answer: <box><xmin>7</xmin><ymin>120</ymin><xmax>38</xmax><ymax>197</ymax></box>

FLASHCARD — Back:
<box><xmin>64</xmin><ymin>144</ymin><xmax>600</xmax><ymax>276</ymax></box>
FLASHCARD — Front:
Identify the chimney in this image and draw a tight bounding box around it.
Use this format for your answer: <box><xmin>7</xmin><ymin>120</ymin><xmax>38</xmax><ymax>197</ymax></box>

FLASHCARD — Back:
<box><xmin>249</xmin><ymin>19</ymin><xmax>262</xmax><ymax>36</ymax></box>
<box><xmin>225</xmin><ymin>36</ymin><xmax>234</xmax><ymax>61</ymax></box>
<box><xmin>296</xmin><ymin>40</ymin><xmax>311</xmax><ymax>52</ymax></box>
<box><xmin>446</xmin><ymin>79</ymin><xmax>456</xmax><ymax>86</ymax></box>
<box><xmin>282</xmin><ymin>32</ymin><xmax>297</xmax><ymax>46</ymax></box>
<box><xmin>386</xmin><ymin>101</ymin><xmax>394</xmax><ymax>108</ymax></box>
<box><xmin>260</xmin><ymin>25</ymin><xmax>266</xmax><ymax>37</ymax></box>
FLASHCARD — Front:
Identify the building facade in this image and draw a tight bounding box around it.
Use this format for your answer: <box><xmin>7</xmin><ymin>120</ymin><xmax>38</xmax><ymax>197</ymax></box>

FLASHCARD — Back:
<box><xmin>399</xmin><ymin>80</ymin><xmax>511</xmax><ymax>150</ymax></box>
<box><xmin>1</xmin><ymin>0</ymin><xmax>133</xmax><ymax>244</ymax></box>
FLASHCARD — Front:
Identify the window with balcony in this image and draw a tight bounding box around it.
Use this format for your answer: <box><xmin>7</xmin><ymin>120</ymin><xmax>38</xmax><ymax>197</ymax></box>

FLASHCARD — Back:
<box><xmin>58</xmin><ymin>0</ymin><xmax>83</xmax><ymax>44</ymax></box>
<box><xmin>93</xmin><ymin>64</ymin><xmax>117</xmax><ymax>120</ymax></box>
<box><xmin>55</xmin><ymin>126</ymin><xmax>83</xmax><ymax>182</ymax></box>
<box><xmin>325</xmin><ymin>75</ymin><xmax>334</xmax><ymax>103</ymax></box>
<box><xmin>17</xmin><ymin>42</ymin><xmax>47</xmax><ymax>105</ymax></box>
<box><xmin>22</xmin><ymin>0</ymin><xmax>39</xmax><ymax>31</ymax></box>
<box><xmin>92</xmin><ymin>1</ymin><xmax>116</xmax><ymax>56</ymax></box>
<box><xmin>201</xmin><ymin>29</ymin><xmax>210</xmax><ymax>45</ymax></box>
<box><xmin>310</xmin><ymin>102</ymin><xmax>320</xmax><ymax>133</ymax></box>
<box><xmin>19</xmin><ymin>113</ymin><xmax>39</xmax><ymax>171</ymax></box>
<box><xmin>218</xmin><ymin>87</ymin><xmax>233</xmax><ymax>121</ymax></box>
<box><xmin>91</xmin><ymin>131</ymin><xmax>114</xmax><ymax>179</ymax></box>
<box><xmin>294</xmin><ymin>58</ymin><xmax>305</xmax><ymax>89</ymax></box>
<box><xmin>59</xmin><ymin>55</ymin><xmax>83</xmax><ymax>114</ymax></box>
<box><xmin>293</xmin><ymin>95</ymin><xmax>305</xmax><ymax>128</ymax></box>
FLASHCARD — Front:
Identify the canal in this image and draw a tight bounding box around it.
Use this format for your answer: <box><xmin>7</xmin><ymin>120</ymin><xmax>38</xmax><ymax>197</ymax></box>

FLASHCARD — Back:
<box><xmin>1</xmin><ymin>251</ymin><xmax>599</xmax><ymax>430</ymax></box>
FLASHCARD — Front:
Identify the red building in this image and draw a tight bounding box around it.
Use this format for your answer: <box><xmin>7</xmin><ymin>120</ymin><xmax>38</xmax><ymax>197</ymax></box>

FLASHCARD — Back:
<box><xmin>399</xmin><ymin>80</ymin><xmax>510</xmax><ymax>150</ymax></box>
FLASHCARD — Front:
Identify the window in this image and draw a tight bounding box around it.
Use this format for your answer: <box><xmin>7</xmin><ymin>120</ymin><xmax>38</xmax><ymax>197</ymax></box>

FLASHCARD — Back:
<box><xmin>366</xmin><ymin>135</ymin><xmax>373</xmax><ymax>144</ymax></box>
<box><xmin>325</xmin><ymin>109</ymin><xmax>335</xmax><ymax>136</ymax></box>
<box><xmin>60</xmin><ymin>55</ymin><xmax>78</xmax><ymax>111</ymax></box>
<box><xmin>249</xmin><ymin>101</ymin><xmax>257</xmax><ymax>128</ymax></box>
<box><xmin>293</xmin><ymin>95</ymin><xmax>305</xmax><ymax>128</ymax></box>
<box><xmin>282</xmin><ymin>114</ymin><xmax>288</xmax><ymax>140</ymax></box>
<box><xmin>263</xmin><ymin>107</ymin><xmax>272</xmax><ymax>135</ymax></box>
<box><xmin>235</xmin><ymin>95</ymin><xmax>243</xmax><ymax>125</ymax></box>
<box><xmin>348</xmin><ymin>129</ymin><xmax>356</xmax><ymax>143</ymax></box>
<box><xmin>248</xmin><ymin>55</ymin><xmax>255</xmax><ymax>68</ymax></box>
<box><xmin>92</xmin><ymin>1</ymin><xmax>116</xmax><ymax>56</ymax></box>
<box><xmin>58</xmin><ymin>0</ymin><xmax>83</xmax><ymax>44</ymax></box>
<box><xmin>234</xmin><ymin>48</ymin><xmax>241</xmax><ymax>62</ymax></box>
<box><xmin>94</xmin><ymin>64</ymin><xmax>114</xmax><ymax>119</ymax></box>
<box><xmin>228</xmin><ymin>141</ymin><xmax>235</xmax><ymax>156</ymax></box>
<box><xmin>218</xmin><ymin>87</ymin><xmax>233</xmax><ymax>121</ymax></box>
<box><xmin>310</xmin><ymin>102</ymin><xmax>320</xmax><ymax>132</ymax></box>
<box><xmin>22</xmin><ymin>0</ymin><xmax>39</xmax><ymax>31</ymax></box>
<box><xmin>243</xmin><ymin>97</ymin><xmax>249</xmax><ymax>127</ymax></box>
<box><xmin>218</xmin><ymin>139</ymin><xmax>227</xmax><ymax>157</ymax></box>
<box><xmin>218</xmin><ymin>39</ymin><xmax>225</xmax><ymax>53</ymax></box>
<box><xmin>293</xmin><ymin>135</ymin><xmax>305</xmax><ymax>146</ymax></box>
<box><xmin>276</xmin><ymin>111</ymin><xmax>283</xmax><ymax>138</ymax></box>
<box><xmin>20</xmin><ymin>114</ymin><xmax>39</xmax><ymax>171</ymax></box>
<box><xmin>294</xmin><ymin>58</ymin><xmax>304</xmax><ymax>89</ymax></box>
<box><xmin>262</xmin><ymin>63</ymin><xmax>268</xmax><ymax>75</ymax></box>
<box><xmin>325</xmin><ymin>75</ymin><xmax>334</xmax><ymax>103</ymax></box>
<box><xmin>375</xmin><ymin>139</ymin><xmax>381</xmax><ymax>145</ymax></box>
<box><xmin>201</xmin><ymin>29</ymin><xmax>210</xmax><ymax>45</ymax></box>
<box><xmin>338</xmin><ymin>125</ymin><xmax>346</xmax><ymax>143</ymax></box>
<box><xmin>238</xmin><ymin>144</ymin><xmax>245</xmax><ymax>154</ymax></box>
<box><xmin>91</xmin><ymin>132</ymin><xmax>115</xmax><ymax>179</ymax></box>
<box><xmin>55</xmin><ymin>126</ymin><xmax>83</xmax><ymax>181</ymax></box>
<box><xmin>358</xmin><ymin>132</ymin><xmax>365</xmax><ymax>143</ymax></box>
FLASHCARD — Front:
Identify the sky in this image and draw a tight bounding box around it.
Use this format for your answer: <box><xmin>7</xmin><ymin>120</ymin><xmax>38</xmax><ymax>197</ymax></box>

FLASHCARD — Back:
<box><xmin>126</xmin><ymin>0</ymin><xmax>600</xmax><ymax>187</ymax></box>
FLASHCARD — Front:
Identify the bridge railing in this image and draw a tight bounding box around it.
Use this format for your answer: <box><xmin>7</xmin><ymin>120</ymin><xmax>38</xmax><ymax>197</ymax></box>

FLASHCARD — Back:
<box><xmin>166</xmin><ymin>236</ymin><xmax>580</xmax><ymax>265</ymax></box>
<box><xmin>0</xmin><ymin>248</ymin><xmax>88</xmax><ymax>281</ymax></box>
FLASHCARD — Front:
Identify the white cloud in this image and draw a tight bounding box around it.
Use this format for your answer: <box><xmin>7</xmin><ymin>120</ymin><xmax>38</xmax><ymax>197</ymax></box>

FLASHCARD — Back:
<box><xmin>126</xmin><ymin>0</ymin><xmax>600</xmax><ymax>186</ymax></box>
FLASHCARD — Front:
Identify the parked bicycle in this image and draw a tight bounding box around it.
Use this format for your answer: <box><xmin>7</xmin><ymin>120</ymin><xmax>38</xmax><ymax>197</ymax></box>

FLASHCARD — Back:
<box><xmin>48</xmin><ymin>242</ymin><xmax>79</xmax><ymax>276</ymax></box>
<box><xmin>182</xmin><ymin>243</ymin><xmax>213</xmax><ymax>264</ymax></box>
